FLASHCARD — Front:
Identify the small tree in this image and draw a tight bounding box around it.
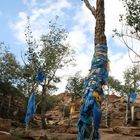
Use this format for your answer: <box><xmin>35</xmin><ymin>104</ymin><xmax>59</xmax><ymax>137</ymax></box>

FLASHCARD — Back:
<box><xmin>65</xmin><ymin>72</ymin><xmax>85</xmax><ymax>102</ymax></box>
<box><xmin>123</xmin><ymin>64</ymin><xmax>140</xmax><ymax>92</ymax></box>
<box><xmin>106</xmin><ymin>76</ymin><xmax>124</xmax><ymax>95</ymax></box>
<box><xmin>107</xmin><ymin>65</ymin><xmax>140</xmax><ymax>96</ymax></box>
<box><xmin>24</xmin><ymin>17</ymin><xmax>74</xmax><ymax>128</ymax></box>
<box><xmin>0</xmin><ymin>43</ymin><xmax>22</xmax><ymax>94</ymax></box>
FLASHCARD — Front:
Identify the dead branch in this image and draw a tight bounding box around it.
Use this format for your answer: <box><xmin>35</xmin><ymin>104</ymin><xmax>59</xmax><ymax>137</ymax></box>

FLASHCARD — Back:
<box><xmin>83</xmin><ymin>0</ymin><xmax>96</xmax><ymax>18</ymax></box>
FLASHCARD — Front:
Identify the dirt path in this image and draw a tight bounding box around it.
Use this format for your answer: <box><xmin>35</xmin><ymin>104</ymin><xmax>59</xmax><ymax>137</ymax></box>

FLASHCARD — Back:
<box><xmin>1</xmin><ymin>130</ymin><xmax>140</xmax><ymax>140</ymax></box>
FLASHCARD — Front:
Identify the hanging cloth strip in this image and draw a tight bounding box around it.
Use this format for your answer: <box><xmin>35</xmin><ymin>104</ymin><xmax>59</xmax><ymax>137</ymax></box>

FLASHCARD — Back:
<box><xmin>77</xmin><ymin>44</ymin><xmax>109</xmax><ymax>140</ymax></box>
<box><xmin>25</xmin><ymin>69</ymin><xmax>45</xmax><ymax>126</ymax></box>
<box><xmin>25</xmin><ymin>91</ymin><xmax>36</xmax><ymax>125</ymax></box>
<box><xmin>127</xmin><ymin>91</ymin><xmax>137</xmax><ymax>107</ymax></box>
<box><xmin>35</xmin><ymin>69</ymin><xmax>45</xmax><ymax>84</ymax></box>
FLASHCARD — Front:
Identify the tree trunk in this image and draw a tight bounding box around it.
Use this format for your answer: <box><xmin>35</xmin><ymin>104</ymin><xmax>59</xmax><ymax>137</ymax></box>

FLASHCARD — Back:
<box><xmin>7</xmin><ymin>95</ymin><xmax>12</xmax><ymax>118</ymax></box>
<box><xmin>95</xmin><ymin>0</ymin><xmax>106</xmax><ymax>45</ymax></box>
<box><xmin>77</xmin><ymin>0</ymin><xmax>108</xmax><ymax>139</ymax></box>
<box><xmin>41</xmin><ymin>84</ymin><xmax>47</xmax><ymax>129</ymax></box>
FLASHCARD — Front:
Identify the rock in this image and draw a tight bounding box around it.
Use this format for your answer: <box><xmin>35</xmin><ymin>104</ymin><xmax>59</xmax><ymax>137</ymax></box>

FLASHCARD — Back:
<box><xmin>47</xmin><ymin>133</ymin><xmax>76</xmax><ymax>140</ymax></box>
<box><xmin>113</xmin><ymin>126</ymin><xmax>140</xmax><ymax>136</ymax></box>
<box><xmin>135</xmin><ymin>112</ymin><xmax>140</xmax><ymax>120</ymax></box>
<box><xmin>67</xmin><ymin>127</ymin><xmax>78</xmax><ymax>134</ymax></box>
<box><xmin>26</xmin><ymin>129</ymin><xmax>47</xmax><ymax>140</ymax></box>
<box><xmin>0</xmin><ymin>118</ymin><xmax>12</xmax><ymax>132</ymax></box>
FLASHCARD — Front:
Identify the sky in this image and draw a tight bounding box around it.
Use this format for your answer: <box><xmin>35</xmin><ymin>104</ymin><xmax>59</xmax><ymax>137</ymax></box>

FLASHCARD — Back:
<box><xmin>0</xmin><ymin>0</ymin><xmax>139</xmax><ymax>94</ymax></box>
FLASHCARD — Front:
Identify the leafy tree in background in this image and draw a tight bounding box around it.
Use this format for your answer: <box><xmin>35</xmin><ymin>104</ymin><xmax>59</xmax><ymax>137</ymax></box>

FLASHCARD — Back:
<box><xmin>36</xmin><ymin>94</ymin><xmax>59</xmax><ymax>113</ymax></box>
<box><xmin>106</xmin><ymin>76</ymin><xmax>124</xmax><ymax>95</ymax></box>
<box><xmin>24</xmin><ymin>16</ymin><xmax>74</xmax><ymax>128</ymax></box>
<box><xmin>65</xmin><ymin>72</ymin><xmax>85</xmax><ymax>102</ymax></box>
<box><xmin>123</xmin><ymin>64</ymin><xmax>140</xmax><ymax>93</ymax></box>
<box><xmin>122</xmin><ymin>0</ymin><xmax>140</xmax><ymax>36</ymax></box>
<box><xmin>0</xmin><ymin>42</ymin><xmax>22</xmax><ymax>95</ymax></box>
<box><xmin>107</xmin><ymin>64</ymin><xmax>140</xmax><ymax>96</ymax></box>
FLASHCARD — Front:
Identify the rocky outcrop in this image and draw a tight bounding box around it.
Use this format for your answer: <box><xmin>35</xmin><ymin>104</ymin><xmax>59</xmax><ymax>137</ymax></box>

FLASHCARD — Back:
<box><xmin>113</xmin><ymin>126</ymin><xmax>140</xmax><ymax>136</ymax></box>
<box><xmin>101</xmin><ymin>95</ymin><xmax>140</xmax><ymax>128</ymax></box>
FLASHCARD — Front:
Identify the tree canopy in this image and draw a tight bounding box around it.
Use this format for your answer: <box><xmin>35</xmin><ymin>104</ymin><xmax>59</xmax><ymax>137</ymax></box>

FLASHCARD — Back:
<box><xmin>122</xmin><ymin>0</ymin><xmax>140</xmax><ymax>37</ymax></box>
<box><xmin>107</xmin><ymin>64</ymin><xmax>140</xmax><ymax>95</ymax></box>
<box><xmin>0</xmin><ymin>43</ymin><xmax>23</xmax><ymax>95</ymax></box>
<box><xmin>23</xmin><ymin>17</ymin><xmax>74</xmax><ymax>95</ymax></box>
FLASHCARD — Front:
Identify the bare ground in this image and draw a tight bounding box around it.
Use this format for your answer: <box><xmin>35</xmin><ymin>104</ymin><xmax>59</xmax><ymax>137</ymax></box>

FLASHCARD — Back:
<box><xmin>1</xmin><ymin>130</ymin><xmax>140</xmax><ymax>140</ymax></box>
<box><xmin>100</xmin><ymin>131</ymin><xmax>140</xmax><ymax>140</ymax></box>
<box><xmin>0</xmin><ymin>132</ymin><xmax>23</xmax><ymax>140</ymax></box>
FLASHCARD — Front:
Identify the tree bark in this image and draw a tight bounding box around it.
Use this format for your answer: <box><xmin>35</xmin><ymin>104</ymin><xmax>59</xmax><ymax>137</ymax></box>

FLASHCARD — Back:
<box><xmin>83</xmin><ymin>0</ymin><xmax>107</xmax><ymax>45</ymax></box>
<box><xmin>95</xmin><ymin>0</ymin><xmax>106</xmax><ymax>45</ymax></box>
<box><xmin>41</xmin><ymin>84</ymin><xmax>47</xmax><ymax>129</ymax></box>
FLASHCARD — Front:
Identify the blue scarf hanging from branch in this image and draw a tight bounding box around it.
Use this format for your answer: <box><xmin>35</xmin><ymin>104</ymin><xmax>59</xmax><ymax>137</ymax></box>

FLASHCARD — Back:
<box><xmin>25</xmin><ymin>92</ymin><xmax>36</xmax><ymax>125</ymax></box>
<box><xmin>35</xmin><ymin>69</ymin><xmax>45</xmax><ymax>84</ymax></box>
<box><xmin>25</xmin><ymin>69</ymin><xmax>45</xmax><ymax>125</ymax></box>
<box><xmin>127</xmin><ymin>91</ymin><xmax>137</xmax><ymax>107</ymax></box>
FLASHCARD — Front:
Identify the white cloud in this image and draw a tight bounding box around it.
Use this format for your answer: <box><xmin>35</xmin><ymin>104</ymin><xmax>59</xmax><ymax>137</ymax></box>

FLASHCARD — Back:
<box><xmin>9</xmin><ymin>12</ymin><xmax>27</xmax><ymax>44</ymax></box>
<box><xmin>21</xmin><ymin>0</ymin><xmax>37</xmax><ymax>9</ymax></box>
<box><xmin>11</xmin><ymin>0</ymin><xmax>71</xmax><ymax>44</ymax></box>
<box><xmin>73</xmin><ymin>3</ymin><xmax>95</xmax><ymax>32</ymax></box>
<box><xmin>105</xmin><ymin>0</ymin><xmax>125</xmax><ymax>36</ymax></box>
<box><xmin>69</xmin><ymin>30</ymin><xmax>88</xmax><ymax>52</ymax></box>
<box><xmin>110</xmin><ymin>52</ymin><xmax>133</xmax><ymax>82</ymax></box>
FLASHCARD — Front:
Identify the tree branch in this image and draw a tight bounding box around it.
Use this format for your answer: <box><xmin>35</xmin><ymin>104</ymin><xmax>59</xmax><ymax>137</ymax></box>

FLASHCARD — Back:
<box><xmin>122</xmin><ymin>35</ymin><xmax>140</xmax><ymax>58</ymax></box>
<box><xmin>83</xmin><ymin>0</ymin><xmax>96</xmax><ymax>18</ymax></box>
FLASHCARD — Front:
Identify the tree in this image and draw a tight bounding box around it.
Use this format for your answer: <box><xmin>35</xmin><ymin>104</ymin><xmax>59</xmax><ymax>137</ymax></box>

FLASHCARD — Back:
<box><xmin>24</xmin><ymin>17</ymin><xmax>74</xmax><ymax>129</ymax></box>
<box><xmin>106</xmin><ymin>76</ymin><xmax>124</xmax><ymax>95</ymax></box>
<box><xmin>123</xmin><ymin>64</ymin><xmax>140</xmax><ymax>92</ymax></box>
<box><xmin>122</xmin><ymin>0</ymin><xmax>140</xmax><ymax>37</ymax></box>
<box><xmin>0</xmin><ymin>43</ymin><xmax>22</xmax><ymax>95</ymax></box>
<box><xmin>65</xmin><ymin>72</ymin><xmax>85</xmax><ymax>102</ymax></box>
<box><xmin>84</xmin><ymin>0</ymin><xmax>106</xmax><ymax>45</ymax></box>
<box><xmin>77</xmin><ymin>0</ymin><xmax>108</xmax><ymax>139</ymax></box>
<box><xmin>0</xmin><ymin>43</ymin><xmax>26</xmax><ymax>120</ymax></box>
<box><xmin>107</xmin><ymin>65</ymin><xmax>140</xmax><ymax>96</ymax></box>
<box><xmin>113</xmin><ymin>0</ymin><xmax>140</xmax><ymax>62</ymax></box>
<box><xmin>36</xmin><ymin>94</ymin><xmax>59</xmax><ymax>113</ymax></box>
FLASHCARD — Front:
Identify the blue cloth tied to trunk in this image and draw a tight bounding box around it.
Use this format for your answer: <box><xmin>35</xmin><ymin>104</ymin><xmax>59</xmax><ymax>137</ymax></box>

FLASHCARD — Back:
<box><xmin>77</xmin><ymin>44</ymin><xmax>108</xmax><ymax>140</ymax></box>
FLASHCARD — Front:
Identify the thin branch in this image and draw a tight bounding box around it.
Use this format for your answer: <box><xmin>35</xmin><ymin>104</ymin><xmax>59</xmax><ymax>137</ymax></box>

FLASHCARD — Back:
<box><xmin>115</xmin><ymin>35</ymin><xmax>140</xmax><ymax>63</ymax></box>
<box><xmin>21</xmin><ymin>51</ymin><xmax>28</xmax><ymax>67</ymax></box>
<box><xmin>46</xmin><ymin>51</ymin><xmax>66</xmax><ymax>87</ymax></box>
<box><xmin>121</xmin><ymin>36</ymin><xmax>140</xmax><ymax>61</ymax></box>
<box><xmin>83</xmin><ymin>0</ymin><xmax>96</xmax><ymax>18</ymax></box>
<box><xmin>124</xmin><ymin>34</ymin><xmax>139</xmax><ymax>41</ymax></box>
<box><xmin>128</xmin><ymin>48</ymin><xmax>140</xmax><ymax>63</ymax></box>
